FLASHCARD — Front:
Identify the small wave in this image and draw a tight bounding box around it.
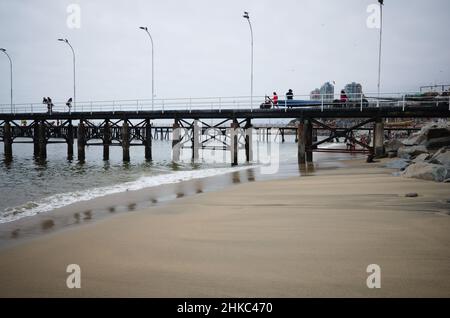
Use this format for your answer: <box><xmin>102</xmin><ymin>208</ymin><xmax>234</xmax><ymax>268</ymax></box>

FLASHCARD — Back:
<box><xmin>0</xmin><ymin>165</ymin><xmax>255</xmax><ymax>224</ymax></box>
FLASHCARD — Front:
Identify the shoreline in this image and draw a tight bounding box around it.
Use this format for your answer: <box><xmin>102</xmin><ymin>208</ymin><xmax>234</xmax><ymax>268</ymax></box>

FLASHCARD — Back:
<box><xmin>0</xmin><ymin>158</ymin><xmax>449</xmax><ymax>297</ymax></box>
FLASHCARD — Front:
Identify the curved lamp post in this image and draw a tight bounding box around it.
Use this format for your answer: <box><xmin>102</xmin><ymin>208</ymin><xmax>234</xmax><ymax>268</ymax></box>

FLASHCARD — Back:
<box><xmin>243</xmin><ymin>11</ymin><xmax>253</xmax><ymax>111</ymax></box>
<box><xmin>58</xmin><ymin>38</ymin><xmax>76</xmax><ymax>112</ymax></box>
<box><xmin>139</xmin><ymin>26</ymin><xmax>155</xmax><ymax>111</ymax></box>
<box><xmin>0</xmin><ymin>48</ymin><xmax>13</xmax><ymax>113</ymax></box>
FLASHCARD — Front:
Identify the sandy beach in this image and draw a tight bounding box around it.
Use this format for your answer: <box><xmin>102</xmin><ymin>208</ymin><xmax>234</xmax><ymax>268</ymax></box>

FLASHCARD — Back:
<box><xmin>0</xmin><ymin>159</ymin><xmax>449</xmax><ymax>297</ymax></box>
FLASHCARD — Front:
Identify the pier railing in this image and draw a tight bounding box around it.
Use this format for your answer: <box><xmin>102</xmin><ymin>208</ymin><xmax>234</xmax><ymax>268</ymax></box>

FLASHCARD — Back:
<box><xmin>0</xmin><ymin>92</ymin><xmax>449</xmax><ymax>114</ymax></box>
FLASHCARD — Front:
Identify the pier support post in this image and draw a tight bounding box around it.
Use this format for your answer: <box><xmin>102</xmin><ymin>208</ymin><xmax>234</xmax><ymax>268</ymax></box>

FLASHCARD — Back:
<box><xmin>172</xmin><ymin>120</ymin><xmax>181</xmax><ymax>162</ymax></box>
<box><xmin>245</xmin><ymin>118</ymin><xmax>253</xmax><ymax>162</ymax></box>
<box><xmin>122</xmin><ymin>120</ymin><xmax>130</xmax><ymax>162</ymax></box>
<box><xmin>281</xmin><ymin>129</ymin><xmax>285</xmax><ymax>143</ymax></box>
<box><xmin>297</xmin><ymin>120</ymin><xmax>306</xmax><ymax>164</ymax></box>
<box><xmin>145</xmin><ymin>119</ymin><xmax>152</xmax><ymax>161</ymax></box>
<box><xmin>77</xmin><ymin>120</ymin><xmax>85</xmax><ymax>162</ymax></box>
<box><xmin>103</xmin><ymin>119</ymin><xmax>110</xmax><ymax>161</ymax></box>
<box><xmin>374</xmin><ymin>118</ymin><xmax>385</xmax><ymax>158</ymax></box>
<box><xmin>3</xmin><ymin>121</ymin><xmax>12</xmax><ymax>161</ymax></box>
<box><xmin>192</xmin><ymin>119</ymin><xmax>200</xmax><ymax>160</ymax></box>
<box><xmin>305</xmin><ymin>119</ymin><xmax>313</xmax><ymax>163</ymax></box>
<box><xmin>38</xmin><ymin>120</ymin><xmax>47</xmax><ymax>160</ymax></box>
<box><xmin>231</xmin><ymin>119</ymin><xmax>239</xmax><ymax>166</ymax></box>
<box><xmin>67</xmin><ymin>120</ymin><xmax>74</xmax><ymax>160</ymax></box>
<box><xmin>33</xmin><ymin>122</ymin><xmax>39</xmax><ymax>157</ymax></box>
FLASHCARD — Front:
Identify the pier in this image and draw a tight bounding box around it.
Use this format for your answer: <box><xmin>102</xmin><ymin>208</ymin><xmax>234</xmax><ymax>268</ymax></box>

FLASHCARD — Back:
<box><xmin>1</xmin><ymin>98</ymin><xmax>449</xmax><ymax>165</ymax></box>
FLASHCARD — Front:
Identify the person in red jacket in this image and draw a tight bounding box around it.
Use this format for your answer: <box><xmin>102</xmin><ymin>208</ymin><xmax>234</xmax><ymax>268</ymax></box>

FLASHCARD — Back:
<box><xmin>272</xmin><ymin>92</ymin><xmax>278</xmax><ymax>108</ymax></box>
<box><xmin>340</xmin><ymin>90</ymin><xmax>348</xmax><ymax>102</ymax></box>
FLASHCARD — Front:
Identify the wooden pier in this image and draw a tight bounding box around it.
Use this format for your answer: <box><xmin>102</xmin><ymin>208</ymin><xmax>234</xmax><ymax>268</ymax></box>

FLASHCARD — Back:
<box><xmin>0</xmin><ymin>104</ymin><xmax>448</xmax><ymax>164</ymax></box>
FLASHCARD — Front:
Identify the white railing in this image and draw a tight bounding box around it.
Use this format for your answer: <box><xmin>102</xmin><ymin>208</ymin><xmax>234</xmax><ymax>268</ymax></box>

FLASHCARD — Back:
<box><xmin>0</xmin><ymin>91</ymin><xmax>448</xmax><ymax>114</ymax></box>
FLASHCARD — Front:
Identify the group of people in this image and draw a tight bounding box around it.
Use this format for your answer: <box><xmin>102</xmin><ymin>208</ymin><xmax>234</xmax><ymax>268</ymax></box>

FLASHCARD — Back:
<box><xmin>264</xmin><ymin>89</ymin><xmax>294</xmax><ymax>109</ymax></box>
<box><xmin>42</xmin><ymin>97</ymin><xmax>73</xmax><ymax>114</ymax></box>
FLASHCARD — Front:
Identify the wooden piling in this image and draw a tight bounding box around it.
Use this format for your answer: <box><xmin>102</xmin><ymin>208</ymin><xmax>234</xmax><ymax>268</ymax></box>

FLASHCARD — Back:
<box><xmin>374</xmin><ymin>118</ymin><xmax>385</xmax><ymax>158</ymax></box>
<box><xmin>231</xmin><ymin>120</ymin><xmax>239</xmax><ymax>166</ymax></box>
<box><xmin>297</xmin><ymin>120</ymin><xmax>306</xmax><ymax>164</ymax></box>
<box><xmin>3</xmin><ymin>121</ymin><xmax>12</xmax><ymax>161</ymax></box>
<box><xmin>38</xmin><ymin>120</ymin><xmax>47</xmax><ymax>160</ymax></box>
<box><xmin>122</xmin><ymin>120</ymin><xmax>130</xmax><ymax>162</ymax></box>
<box><xmin>245</xmin><ymin>118</ymin><xmax>253</xmax><ymax>162</ymax></box>
<box><xmin>33</xmin><ymin>122</ymin><xmax>39</xmax><ymax>158</ymax></box>
<box><xmin>145</xmin><ymin>119</ymin><xmax>152</xmax><ymax>160</ymax></box>
<box><xmin>172</xmin><ymin>120</ymin><xmax>181</xmax><ymax>162</ymax></box>
<box><xmin>305</xmin><ymin>119</ymin><xmax>313</xmax><ymax>163</ymax></box>
<box><xmin>103</xmin><ymin>119</ymin><xmax>110</xmax><ymax>161</ymax></box>
<box><xmin>77</xmin><ymin>120</ymin><xmax>85</xmax><ymax>162</ymax></box>
<box><xmin>192</xmin><ymin>120</ymin><xmax>200</xmax><ymax>160</ymax></box>
<box><xmin>67</xmin><ymin>120</ymin><xmax>74</xmax><ymax>160</ymax></box>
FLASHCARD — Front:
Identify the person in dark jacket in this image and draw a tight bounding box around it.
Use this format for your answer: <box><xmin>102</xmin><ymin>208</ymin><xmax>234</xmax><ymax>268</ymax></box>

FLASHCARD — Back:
<box><xmin>286</xmin><ymin>89</ymin><xmax>294</xmax><ymax>100</ymax></box>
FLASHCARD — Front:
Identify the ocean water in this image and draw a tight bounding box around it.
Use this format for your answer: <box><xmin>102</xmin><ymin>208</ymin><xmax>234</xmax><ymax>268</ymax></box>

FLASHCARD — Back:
<box><xmin>0</xmin><ymin>134</ymin><xmax>361</xmax><ymax>226</ymax></box>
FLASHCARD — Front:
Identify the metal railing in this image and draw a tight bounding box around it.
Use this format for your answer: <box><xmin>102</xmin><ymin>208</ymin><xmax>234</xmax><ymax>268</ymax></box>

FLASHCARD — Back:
<box><xmin>0</xmin><ymin>91</ymin><xmax>449</xmax><ymax>114</ymax></box>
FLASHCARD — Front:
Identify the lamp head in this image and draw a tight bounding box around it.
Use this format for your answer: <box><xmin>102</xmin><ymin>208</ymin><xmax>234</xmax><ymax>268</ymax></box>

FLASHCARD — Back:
<box><xmin>378</xmin><ymin>0</ymin><xmax>384</xmax><ymax>5</ymax></box>
<box><xmin>139</xmin><ymin>26</ymin><xmax>148</xmax><ymax>31</ymax></box>
<box><xmin>243</xmin><ymin>11</ymin><xmax>249</xmax><ymax>19</ymax></box>
<box><xmin>58</xmin><ymin>38</ymin><xmax>68</xmax><ymax>43</ymax></box>
<box><xmin>0</xmin><ymin>48</ymin><xmax>6</xmax><ymax>52</ymax></box>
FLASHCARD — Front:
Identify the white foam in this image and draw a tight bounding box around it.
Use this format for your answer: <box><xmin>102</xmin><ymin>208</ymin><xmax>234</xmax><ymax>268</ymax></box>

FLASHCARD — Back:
<box><xmin>0</xmin><ymin>165</ymin><xmax>255</xmax><ymax>224</ymax></box>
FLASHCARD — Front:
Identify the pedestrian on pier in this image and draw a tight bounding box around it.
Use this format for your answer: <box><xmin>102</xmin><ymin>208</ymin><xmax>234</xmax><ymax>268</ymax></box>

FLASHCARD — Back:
<box><xmin>286</xmin><ymin>89</ymin><xmax>294</xmax><ymax>100</ymax></box>
<box><xmin>66</xmin><ymin>97</ymin><xmax>73</xmax><ymax>113</ymax></box>
<box><xmin>46</xmin><ymin>97</ymin><xmax>54</xmax><ymax>115</ymax></box>
<box><xmin>272</xmin><ymin>92</ymin><xmax>278</xmax><ymax>108</ymax></box>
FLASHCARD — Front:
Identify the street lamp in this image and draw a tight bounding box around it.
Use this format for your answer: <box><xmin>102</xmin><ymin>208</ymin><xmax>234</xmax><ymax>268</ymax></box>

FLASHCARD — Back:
<box><xmin>58</xmin><ymin>38</ymin><xmax>76</xmax><ymax>113</ymax></box>
<box><xmin>243</xmin><ymin>11</ymin><xmax>253</xmax><ymax>111</ymax></box>
<box><xmin>139</xmin><ymin>26</ymin><xmax>155</xmax><ymax>111</ymax></box>
<box><xmin>0</xmin><ymin>48</ymin><xmax>13</xmax><ymax>113</ymax></box>
<box><xmin>377</xmin><ymin>0</ymin><xmax>384</xmax><ymax>106</ymax></box>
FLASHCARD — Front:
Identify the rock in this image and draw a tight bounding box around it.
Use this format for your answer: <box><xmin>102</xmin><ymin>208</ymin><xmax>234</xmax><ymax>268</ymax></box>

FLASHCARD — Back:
<box><xmin>384</xmin><ymin>139</ymin><xmax>404</xmax><ymax>152</ymax></box>
<box><xmin>412</xmin><ymin>153</ymin><xmax>430</xmax><ymax>163</ymax></box>
<box><xmin>385</xmin><ymin>158</ymin><xmax>411</xmax><ymax>170</ymax></box>
<box><xmin>424</xmin><ymin>136</ymin><xmax>450</xmax><ymax>150</ymax></box>
<box><xmin>429</xmin><ymin>147</ymin><xmax>450</xmax><ymax>167</ymax></box>
<box><xmin>444</xmin><ymin>179</ymin><xmax>450</xmax><ymax>183</ymax></box>
<box><xmin>397</xmin><ymin>145</ymin><xmax>428</xmax><ymax>159</ymax></box>
<box><xmin>387</xmin><ymin>151</ymin><xmax>397</xmax><ymax>158</ymax></box>
<box><xmin>405</xmin><ymin>193</ymin><xmax>418</xmax><ymax>197</ymax></box>
<box><xmin>402</xmin><ymin>162</ymin><xmax>449</xmax><ymax>182</ymax></box>
<box><xmin>403</xmin><ymin>123</ymin><xmax>450</xmax><ymax>147</ymax></box>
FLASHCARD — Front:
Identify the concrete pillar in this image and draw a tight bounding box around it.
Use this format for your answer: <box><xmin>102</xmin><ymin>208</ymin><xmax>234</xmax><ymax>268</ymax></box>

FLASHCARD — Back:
<box><xmin>297</xmin><ymin>120</ymin><xmax>306</xmax><ymax>164</ymax></box>
<box><xmin>374</xmin><ymin>118</ymin><xmax>385</xmax><ymax>158</ymax></box>
<box><xmin>38</xmin><ymin>120</ymin><xmax>47</xmax><ymax>160</ymax></box>
<box><xmin>281</xmin><ymin>129</ymin><xmax>285</xmax><ymax>143</ymax></box>
<box><xmin>231</xmin><ymin>120</ymin><xmax>239</xmax><ymax>166</ymax></box>
<box><xmin>3</xmin><ymin>121</ymin><xmax>12</xmax><ymax>161</ymax></box>
<box><xmin>145</xmin><ymin>119</ymin><xmax>152</xmax><ymax>161</ymax></box>
<box><xmin>77</xmin><ymin>120</ymin><xmax>85</xmax><ymax>162</ymax></box>
<box><xmin>103</xmin><ymin>119</ymin><xmax>110</xmax><ymax>161</ymax></box>
<box><xmin>192</xmin><ymin>119</ymin><xmax>200</xmax><ymax>160</ymax></box>
<box><xmin>172</xmin><ymin>120</ymin><xmax>181</xmax><ymax>162</ymax></box>
<box><xmin>67</xmin><ymin>120</ymin><xmax>74</xmax><ymax>160</ymax></box>
<box><xmin>122</xmin><ymin>120</ymin><xmax>130</xmax><ymax>162</ymax></box>
<box><xmin>305</xmin><ymin>119</ymin><xmax>313</xmax><ymax>163</ymax></box>
<box><xmin>33</xmin><ymin>122</ymin><xmax>39</xmax><ymax>158</ymax></box>
<box><xmin>245</xmin><ymin>118</ymin><xmax>253</xmax><ymax>162</ymax></box>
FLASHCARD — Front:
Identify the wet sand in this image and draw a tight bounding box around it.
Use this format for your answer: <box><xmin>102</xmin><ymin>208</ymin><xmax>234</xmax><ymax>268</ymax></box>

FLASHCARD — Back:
<box><xmin>0</xmin><ymin>159</ymin><xmax>449</xmax><ymax>297</ymax></box>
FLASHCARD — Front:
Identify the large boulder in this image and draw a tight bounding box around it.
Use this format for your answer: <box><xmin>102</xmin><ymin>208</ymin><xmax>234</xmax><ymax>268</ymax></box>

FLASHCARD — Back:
<box><xmin>412</xmin><ymin>153</ymin><xmax>431</xmax><ymax>163</ymax></box>
<box><xmin>402</xmin><ymin>162</ymin><xmax>450</xmax><ymax>182</ymax></box>
<box><xmin>429</xmin><ymin>147</ymin><xmax>450</xmax><ymax>167</ymax></box>
<box><xmin>397</xmin><ymin>145</ymin><xmax>428</xmax><ymax>159</ymax></box>
<box><xmin>403</xmin><ymin>123</ymin><xmax>450</xmax><ymax>147</ymax></box>
<box><xmin>384</xmin><ymin>139</ymin><xmax>404</xmax><ymax>153</ymax></box>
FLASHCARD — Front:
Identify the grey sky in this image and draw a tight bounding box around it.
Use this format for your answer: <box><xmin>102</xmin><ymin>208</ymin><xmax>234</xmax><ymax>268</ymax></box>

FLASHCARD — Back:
<box><xmin>0</xmin><ymin>0</ymin><xmax>449</xmax><ymax>104</ymax></box>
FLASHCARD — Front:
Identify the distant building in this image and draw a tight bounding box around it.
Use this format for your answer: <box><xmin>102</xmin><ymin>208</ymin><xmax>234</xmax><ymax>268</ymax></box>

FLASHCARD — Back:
<box><xmin>320</xmin><ymin>82</ymin><xmax>334</xmax><ymax>102</ymax></box>
<box><xmin>310</xmin><ymin>82</ymin><xmax>334</xmax><ymax>101</ymax></box>
<box><xmin>310</xmin><ymin>88</ymin><xmax>321</xmax><ymax>100</ymax></box>
<box><xmin>344</xmin><ymin>82</ymin><xmax>363</xmax><ymax>100</ymax></box>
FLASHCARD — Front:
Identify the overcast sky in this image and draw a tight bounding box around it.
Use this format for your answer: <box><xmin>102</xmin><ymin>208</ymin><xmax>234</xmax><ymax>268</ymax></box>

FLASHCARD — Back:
<box><xmin>0</xmin><ymin>0</ymin><xmax>449</xmax><ymax>105</ymax></box>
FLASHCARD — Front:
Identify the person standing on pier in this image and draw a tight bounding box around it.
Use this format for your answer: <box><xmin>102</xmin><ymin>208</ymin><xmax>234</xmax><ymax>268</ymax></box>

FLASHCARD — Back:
<box><xmin>272</xmin><ymin>92</ymin><xmax>278</xmax><ymax>108</ymax></box>
<box><xmin>286</xmin><ymin>89</ymin><xmax>294</xmax><ymax>100</ymax></box>
<box><xmin>66</xmin><ymin>97</ymin><xmax>73</xmax><ymax>113</ymax></box>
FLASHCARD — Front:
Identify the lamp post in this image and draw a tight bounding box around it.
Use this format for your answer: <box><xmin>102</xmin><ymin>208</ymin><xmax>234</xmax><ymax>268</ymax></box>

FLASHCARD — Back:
<box><xmin>140</xmin><ymin>26</ymin><xmax>155</xmax><ymax>111</ymax></box>
<box><xmin>0</xmin><ymin>48</ymin><xmax>13</xmax><ymax>113</ymax></box>
<box><xmin>58</xmin><ymin>38</ymin><xmax>76</xmax><ymax>112</ymax></box>
<box><xmin>243</xmin><ymin>11</ymin><xmax>253</xmax><ymax>111</ymax></box>
<box><xmin>377</xmin><ymin>0</ymin><xmax>384</xmax><ymax>106</ymax></box>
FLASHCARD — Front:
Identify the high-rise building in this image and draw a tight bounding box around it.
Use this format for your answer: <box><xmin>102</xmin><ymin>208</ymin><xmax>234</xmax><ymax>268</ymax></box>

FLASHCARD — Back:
<box><xmin>344</xmin><ymin>82</ymin><xmax>363</xmax><ymax>100</ymax></box>
<box><xmin>320</xmin><ymin>82</ymin><xmax>334</xmax><ymax>102</ymax></box>
<box><xmin>310</xmin><ymin>88</ymin><xmax>321</xmax><ymax>100</ymax></box>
